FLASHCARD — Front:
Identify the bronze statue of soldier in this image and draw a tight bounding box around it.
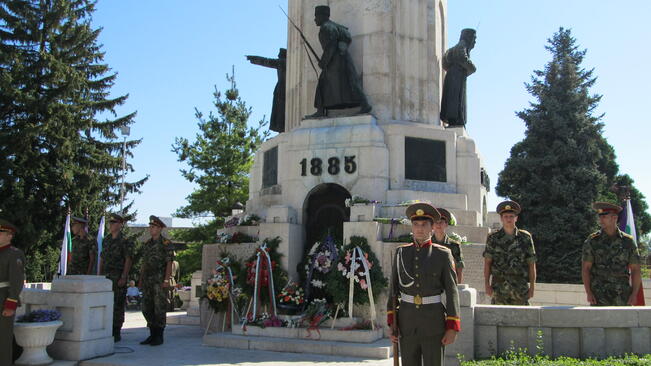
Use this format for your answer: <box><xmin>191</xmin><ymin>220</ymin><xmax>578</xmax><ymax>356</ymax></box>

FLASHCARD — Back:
<box><xmin>440</xmin><ymin>28</ymin><xmax>476</xmax><ymax>127</ymax></box>
<box><xmin>246</xmin><ymin>48</ymin><xmax>287</xmax><ymax>133</ymax></box>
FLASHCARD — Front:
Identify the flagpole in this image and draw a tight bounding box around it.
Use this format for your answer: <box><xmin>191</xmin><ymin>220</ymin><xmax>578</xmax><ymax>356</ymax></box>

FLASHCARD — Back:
<box><xmin>96</xmin><ymin>216</ymin><xmax>105</xmax><ymax>275</ymax></box>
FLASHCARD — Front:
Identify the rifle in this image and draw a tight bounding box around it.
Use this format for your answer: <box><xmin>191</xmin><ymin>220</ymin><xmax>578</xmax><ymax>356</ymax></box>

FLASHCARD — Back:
<box><xmin>391</xmin><ymin>295</ymin><xmax>400</xmax><ymax>366</ymax></box>
<box><xmin>279</xmin><ymin>6</ymin><xmax>320</xmax><ymax>76</ymax></box>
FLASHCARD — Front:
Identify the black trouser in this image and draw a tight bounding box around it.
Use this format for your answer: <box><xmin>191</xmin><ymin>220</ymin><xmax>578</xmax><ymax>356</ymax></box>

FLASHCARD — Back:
<box><xmin>399</xmin><ymin>334</ymin><xmax>445</xmax><ymax>366</ymax></box>
<box><xmin>0</xmin><ymin>290</ymin><xmax>15</xmax><ymax>366</ymax></box>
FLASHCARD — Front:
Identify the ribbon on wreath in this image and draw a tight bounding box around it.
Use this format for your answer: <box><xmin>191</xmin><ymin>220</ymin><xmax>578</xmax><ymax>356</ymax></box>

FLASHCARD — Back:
<box><xmin>347</xmin><ymin>247</ymin><xmax>377</xmax><ymax>327</ymax></box>
<box><xmin>216</xmin><ymin>257</ymin><xmax>240</xmax><ymax>324</ymax></box>
<box><xmin>252</xmin><ymin>242</ymin><xmax>277</xmax><ymax>319</ymax></box>
<box><xmin>304</xmin><ymin>234</ymin><xmax>338</xmax><ymax>303</ymax></box>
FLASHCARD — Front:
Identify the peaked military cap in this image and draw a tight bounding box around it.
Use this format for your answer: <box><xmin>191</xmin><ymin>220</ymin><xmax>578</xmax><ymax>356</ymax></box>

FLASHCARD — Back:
<box><xmin>315</xmin><ymin>5</ymin><xmax>330</xmax><ymax>16</ymax></box>
<box><xmin>0</xmin><ymin>219</ymin><xmax>18</xmax><ymax>233</ymax></box>
<box><xmin>497</xmin><ymin>200</ymin><xmax>521</xmax><ymax>215</ymax></box>
<box><xmin>406</xmin><ymin>203</ymin><xmax>440</xmax><ymax>222</ymax></box>
<box><xmin>149</xmin><ymin>215</ymin><xmax>167</xmax><ymax>228</ymax></box>
<box><xmin>108</xmin><ymin>213</ymin><xmax>127</xmax><ymax>223</ymax></box>
<box><xmin>436</xmin><ymin>208</ymin><xmax>456</xmax><ymax>226</ymax></box>
<box><xmin>71</xmin><ymin>216</ymin><xmax>88</xmax><ymax>224</ymax></box>
<box><xmin>592</xmin><ymin>202</ymin><xmax>622</xmax><ymax>215</ymax></box>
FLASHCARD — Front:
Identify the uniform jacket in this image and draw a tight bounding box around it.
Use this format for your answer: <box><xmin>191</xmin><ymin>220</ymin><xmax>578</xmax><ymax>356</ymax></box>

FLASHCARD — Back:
<box><xmin>582</xmin><ymin>229</ymin><xmax>640</xmax><ymax>281</ymax></box>
<box><xmin>0</xmin><ymin>245</ymin><xmax>25</xmax><ymax>311</ymax></box>
<box><xmin>141</xmin><ymin>236</ymin><xmax>175</xmax><ymax>287</ymax></box>
<box><xmin>101</xmin><ymin>232</ymin><xmax>134</xmax><ymax>279</ymax></box>
<box><xmin>483</xmin><ymin>227</ymin><xmax>536</xmax><ymax>280</ymax></box>
<box><xmin>433</xmin><ymin>234</ymin><xmax>464</xmax><ymax>269</ymax></box>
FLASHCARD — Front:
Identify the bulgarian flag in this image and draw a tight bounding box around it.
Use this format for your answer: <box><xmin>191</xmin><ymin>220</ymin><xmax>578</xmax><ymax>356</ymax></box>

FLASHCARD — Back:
<box><xmin>96</xmin><ymin>216</ymin><xmax>105</xmax><ymax>275</ymax></box>
<box><xmin>619</xmin><ymin>200</ymin><xmax>644</xmax><ymax>305</ymax></box>
<box><xmin>57</xmin><ymin>214</ymin><xmax>72</xmax><ymax>276</ymax></box>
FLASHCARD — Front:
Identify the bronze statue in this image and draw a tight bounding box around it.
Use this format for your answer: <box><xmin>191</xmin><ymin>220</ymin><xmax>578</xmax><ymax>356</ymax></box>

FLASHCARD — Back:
<box><xmin>440</xmin><ymin>29</ymin><xmax>477</xmax><ymax>127</ymax></box>
<box><xmin>307</xmin><ymin>5</ymin><xmax>371</xmax><ymax>118</ymax></box>
<box><xmin>246</xmin><ymin>48</ymin><xmax>286</xmax><ymax>133</ymax></box>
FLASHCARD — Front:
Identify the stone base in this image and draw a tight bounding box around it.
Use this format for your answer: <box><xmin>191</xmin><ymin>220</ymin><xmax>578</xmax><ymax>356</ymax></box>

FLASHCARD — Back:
<box><xmin>203</xmin><ymin>332</ymin><xmax>391</xmax><ymax>359</ymax></box>
<box><xmin>233</xmin><ymin>325</ymin><xmax>384</xmax><ymax>343</ymax></box>
<box><xmin>48</xmin><ymin>335</ymin><xmax>113</xmax><ymax>361</ymax></box>
<box><xmin>166</xmin><ymin>311</ymin><xmax>200</xmax><ymax>326</ymax></box>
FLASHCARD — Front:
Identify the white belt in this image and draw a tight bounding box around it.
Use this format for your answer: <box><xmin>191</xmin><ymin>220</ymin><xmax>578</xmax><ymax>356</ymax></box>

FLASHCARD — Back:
<box><xmin>400</xmin><ymin>292</ymin><xmax>441</xmax><ymax>305</ymax></box>
<box><xmin>0</xmin><ymin>281</ymin><xmax>9</xmax><ymax>288</ymax></box>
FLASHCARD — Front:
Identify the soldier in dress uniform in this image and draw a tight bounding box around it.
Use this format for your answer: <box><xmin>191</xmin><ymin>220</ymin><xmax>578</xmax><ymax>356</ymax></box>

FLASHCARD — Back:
<box><xmin>99</xmin><ymin>213</ymin><xmax>134</xmax><ymax>342</ymax></box>
<box><xmin>387</xmin><ymin>203</ymin><xmax>460</xmax><ymax>366</ymax></box>
<box><xmin>0</xmin><ymin>219</ymin><xmax>25</xmax><ymax>366</ymax></box>
<box><xmin>483</xmin><ymin>201</ymin><xmax>536</xmax><ymax>305</ymax></box>
<box><xmin>139</xmin><ymin>215</ymin><xmax>174</xmax><ymax>346</ymax></box>
<box><xmin>433</xmin><ymin>208</ymin><xmax>464</xmax><ymax>283</ymax></box>
<box><xmin>68</xmin><ymin>216</ymin><xmax>96</xmax><ymax>275</ymax></box>
<box><xmin>582</xmin><ymin>202</ymin><xmax>641</xmax><ymax>306</ymax></box>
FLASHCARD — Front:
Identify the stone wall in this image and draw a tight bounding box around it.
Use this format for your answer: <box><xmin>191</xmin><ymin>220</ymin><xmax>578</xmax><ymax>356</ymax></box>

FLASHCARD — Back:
<box><xmin>531</xmin><ymin>280</ymin><xmax>651</xmax><ymax>306</ymax></box>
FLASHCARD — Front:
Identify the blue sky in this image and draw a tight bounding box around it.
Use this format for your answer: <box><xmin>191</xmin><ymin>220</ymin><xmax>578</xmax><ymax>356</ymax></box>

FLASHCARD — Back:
<box><xmin>92</xmin><ymin>1</ymin><xmax>651</xmax><ymax>225</ymax></box>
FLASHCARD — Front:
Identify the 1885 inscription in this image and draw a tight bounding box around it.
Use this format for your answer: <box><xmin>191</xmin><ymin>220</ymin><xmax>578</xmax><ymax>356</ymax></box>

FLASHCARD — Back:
<box><xmin>300</xmin><ymin>155</ymin><xmax>357</xmax><ymax>176</ymax></box>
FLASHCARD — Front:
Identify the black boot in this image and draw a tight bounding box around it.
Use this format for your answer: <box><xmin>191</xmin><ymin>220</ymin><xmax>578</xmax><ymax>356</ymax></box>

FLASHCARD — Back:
<box><xmin>150</xmin><ymin>327</ymin><xmax>164</xmax><ymax>346</ymax></box>
<box><xmin>140</xmin><ymin>327</ymin><xmax>153</xmax><ymax>345</ymax></box>
<box><xmin>113</xmin><ymin>327</ymin><xmax>121</xmax><ymax>342</ymax></box>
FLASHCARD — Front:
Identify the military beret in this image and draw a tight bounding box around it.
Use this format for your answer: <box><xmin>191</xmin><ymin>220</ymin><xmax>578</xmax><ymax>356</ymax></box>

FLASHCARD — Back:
<box><xmin>108</xmin><ymin>213</ymin><xmax>127</xmax><ymax>223</ymax></box>
<box><xmin>149</xmin><ymin>215</ymin><xmax>167</xmax><ymax>228</ymax></box>
<box><xmin>497</xmin><ymin>200</ymin><xmax>521</xmax><ymax>215</ymax></box>
<box><xmin>436</xmin><ymin>208</ymin><xmax>456</xmax><ymax>226</ymax></box>
<box><xmin>592</xmin><ymin>202</ymin><xmax>622</xmax><ymax>215</ymax></box>
<box><xmin>0</xmin><ymin>219</ymin><xmax>18</xmax><ymax>233</ymax></box>
<box><xmin>315</xmin><ymin>5</ymin><xmax>330</xmax><ymax>16</ymax></box>
<box><xmin>406</xmin><ymin>203</ymin><xmax>440</xmax><ymax>222</ymax></box>
<box><xmin>71</xmin><ymin>216</ymin><xmax>88</xmax><ymax>224</ymax></box>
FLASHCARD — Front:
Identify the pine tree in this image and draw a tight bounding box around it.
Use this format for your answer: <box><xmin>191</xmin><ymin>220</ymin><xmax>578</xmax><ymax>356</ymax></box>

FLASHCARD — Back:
<box><xmin>0</xmin><ymin>0</ymin><xmax>146</xmax><ymax>280</ymax></box>
<box><xmin>496</xmin><ymin>28</ymin><xmax>612</xmax><ymax>283</ymax></box>
<box><xmin>172</xmin><ymin>70</ymin><xmax>268</xmax><ymax>239</ymax></box>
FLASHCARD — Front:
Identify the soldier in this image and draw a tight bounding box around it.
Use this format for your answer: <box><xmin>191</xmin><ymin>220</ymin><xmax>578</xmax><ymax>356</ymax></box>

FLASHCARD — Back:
<box><xmin>433</xmin><ymin>208</ymin><xmax>465</xmax><ymax>283</ymax></box>
<box><xmin>0</xmin><ymin>219</ymin><xmax>25</xmax><ymax>366</ymax></box>
<box><xmin>582</xmin><ymin>202</ymin><xmax>641</xmax><ymax>306</ymax></box>
<box><xmin>387</xmin><ymin>203</ymin><xmax>460</xmax><ymax>366</ymax></box>
<box><xmin>483</xmin><ymin>201</ymin><xmax>536</xmax><ymax>305</ymax></box>
<box><xmin>99</xmin><ymin>213</ymin><xmax>134</xmax><ymax>342</ymax></box>
<box><xmin>68</xmin><ymin>216</ymin><xmax>96</xmax><ymax>275</ymax></box>
<box><xmin>139</xmin><ymin>215</ymin><xmax>174</xmax><ymax>346</ymax></box>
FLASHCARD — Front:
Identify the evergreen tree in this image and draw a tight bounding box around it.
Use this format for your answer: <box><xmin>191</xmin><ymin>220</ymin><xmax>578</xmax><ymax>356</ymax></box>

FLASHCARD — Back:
<box><xmin>496</xmin><ymin>28</ymin><xmax>612</xmax><ymax>283</ymax></box>
<box><xmin>172</xmin><ymin>71</ymin><xmax>268</xmax><ymax>240</ymax></box>
<box><xmin>0</xmin><ymin>0</ymin><xmax>146</xmax><ymax>280</ymax></box>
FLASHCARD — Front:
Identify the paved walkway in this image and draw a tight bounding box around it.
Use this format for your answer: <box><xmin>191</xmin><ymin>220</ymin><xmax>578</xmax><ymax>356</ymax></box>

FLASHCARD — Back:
<box><xmin>80</xmin><ymin>311</ymin><xmax>393</xmax><ymax>366</ymax></box>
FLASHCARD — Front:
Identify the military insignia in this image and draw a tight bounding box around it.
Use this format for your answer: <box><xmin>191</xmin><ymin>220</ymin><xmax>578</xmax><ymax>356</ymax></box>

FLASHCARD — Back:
<box><xmin>505</xmin><ymin>205</ymin><xmax>511</xmax><ymax>210</ymax></box>
<box><xmin>17</xmin><ymin>258</ymin><xmax>23</xmax><ymax>266</ymax></box>
<box><xmin>416</xmin><ymin>209</ymin><xmax>424</xmax><ymax>216</ymax></box>
<box><xmin>414</xmin><ymin>294</ymin><xmax>422</xmax><ymax>305</ymax></box>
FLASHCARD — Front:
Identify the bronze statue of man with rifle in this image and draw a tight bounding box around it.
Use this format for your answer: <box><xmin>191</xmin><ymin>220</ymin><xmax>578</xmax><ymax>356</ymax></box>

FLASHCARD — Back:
<box><xmin>301</xmin><ymin>5</ymin><xmax>371</xmax><ymax>118</ymax></box>
<box><xmin>387</xmin><ymin>203</ymin><xmax>461</xmax><ymax>366</ymax></box>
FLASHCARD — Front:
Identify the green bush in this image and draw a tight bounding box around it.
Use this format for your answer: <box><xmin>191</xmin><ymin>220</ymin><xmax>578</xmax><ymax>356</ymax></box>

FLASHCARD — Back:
<box><xmin>460</xmin><ymin>350</ymin><xmax>651</xmax><ymax>365</ymax></box>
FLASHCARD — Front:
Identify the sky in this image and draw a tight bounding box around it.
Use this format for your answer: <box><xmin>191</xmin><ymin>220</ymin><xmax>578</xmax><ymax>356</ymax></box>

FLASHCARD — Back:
<box><xmin>91</xmin><ymin>1</ymin><xmax>651</xmax><ymax>226</ymax></box>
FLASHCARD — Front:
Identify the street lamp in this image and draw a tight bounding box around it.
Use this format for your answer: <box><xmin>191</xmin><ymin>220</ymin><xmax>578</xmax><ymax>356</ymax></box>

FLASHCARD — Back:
<box><xmin>119</xmin><ymin>126</ymin><xmax>130</xmax><ymax>212</ymax></box>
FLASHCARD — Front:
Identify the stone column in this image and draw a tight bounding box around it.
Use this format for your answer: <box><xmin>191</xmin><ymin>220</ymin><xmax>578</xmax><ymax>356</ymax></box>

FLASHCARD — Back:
<box><xmin>445</xmin><ymin>284</ymin><xmax>476</xmax><ymax>365</ymax></box>
<box><xmin>47</xmin><ymin>275</ymin><xmax>114</xmax><ymax>361</ymax></box>
<box><xmin>187</xmin><ymin>271</ymin><xmax>203</xmax><ymax>317</ymax></box>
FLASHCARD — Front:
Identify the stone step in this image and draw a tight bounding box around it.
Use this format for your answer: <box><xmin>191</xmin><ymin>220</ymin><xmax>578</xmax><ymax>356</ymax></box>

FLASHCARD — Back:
<box><xmin>166</xmin><ymin>311</ymin><xmax>200</xmax><ymax>326</ymax></box>
<box><xmin>379</xmin><ymin>206</ymin><xmax>480</xmax><ymax>226</ymax></box>
<box><xmin>233</xmin><ymin>324</ymin><xmax>384</xmax><ymax>343</ymax></box>
<box><xmin>203</xmin><ymin>332</ymin><xmax>392</xmax><ymax>359</ymax></box>
<box><xmin>386</xmin><ymin>190</ymin><xmax>468</xmax><ymax>210</ymax></box>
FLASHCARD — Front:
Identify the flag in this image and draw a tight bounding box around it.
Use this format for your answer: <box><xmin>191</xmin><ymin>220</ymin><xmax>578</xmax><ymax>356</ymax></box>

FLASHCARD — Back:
<box><xmin>96</xmin><ymin>216</ymin><xmax>105</xmax><ymax>275</ymax></box>
<box><xmin>619</xmin><ymin>200</ymin><xmax>644</xmax><ymax>305</ymax></box>
<box><xmin>57</xmin><ymin>214</ymin><xmax>72</xmax><ymax>276</ymax></box>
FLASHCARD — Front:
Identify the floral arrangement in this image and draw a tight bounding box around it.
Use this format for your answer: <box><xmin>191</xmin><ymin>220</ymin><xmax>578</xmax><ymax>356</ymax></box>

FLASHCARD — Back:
<box><xmin>327</xmin><ymin>236</ymin><xmax>387</xmax><ymax>306</ymax></box>
<box><xmin>247</xmin><ymin>313</ymin><xmax>287</xmax><ymax>328</ymax></box>
<box><xmin>344</xmin><ymin>195</ymin><xmax>381</xmax><ymax>207</ymax></box>
<box><xmin>17</xmin><ymin>309</ymin><xmax>61</xmax><ymax>323</ymax></box>
<box><xmin>204</xmin><ymin>276</ymin><xmax>231</xmax><ymax>313</ymax></box>
<box><xmin>239</xmin><ymin>237</ymin><xmax>287</xmax><ymax>317</ymax></box>
<box><xmin>217</xmin><ymin>231</ymin><xmax>258</xmax><ymax>244</ymax></box>
<box><xmin>302</xmin><ymin>234</ymin><xmax>341</xmax><ymax>303</ymax></box>
<box><xmin>203</xmin><ymin>256</ymin><xmax>246</xmax><ymax>314</ymax></box>
<box><xmin>224</xmin><ymin>216</ymin><xmax>240</xmax><ymax>228</ymax></box>
<box><xmin>277</xmin><ymin>281</ymin><xmax>305</xmax><ymax>306</ymax></box>
<box><xmin>449</xmin><ymin>232</ymin><xmax>469</xmax><ymax>244</ymax></box>
<box><xmin>373</xmin><ymin>217</ymin><xmax>410</xmax><ymax>225</ymax></box>
<box><xmin>239</xmin><ymin>214</ymin><xmax>261</xmax><ymax>226</ymax></box>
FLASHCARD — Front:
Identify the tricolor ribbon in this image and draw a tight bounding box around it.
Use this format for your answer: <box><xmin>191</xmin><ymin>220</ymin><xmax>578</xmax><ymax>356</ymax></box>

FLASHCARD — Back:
<box><xmin>347</xmin><ymin>247</ymin><xmax>377</xmax><ymax>327</ymax></box>
<box><xmin>252</xmin><ymin>243</ymin><xmax>277</xmax><ymax>319</ymax></box>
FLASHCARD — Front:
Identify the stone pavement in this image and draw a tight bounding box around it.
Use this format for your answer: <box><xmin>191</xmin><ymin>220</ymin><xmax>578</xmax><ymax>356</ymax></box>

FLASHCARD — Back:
<box><xmin>79</xmin><ymin>310</ymin><xmax>394</xmax><ymax>366</ymax></box>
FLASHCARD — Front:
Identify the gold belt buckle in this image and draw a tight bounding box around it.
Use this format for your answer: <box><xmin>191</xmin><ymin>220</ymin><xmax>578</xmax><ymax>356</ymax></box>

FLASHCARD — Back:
<box><xmin>414</xmin><ymin>294</ymin><xmax>422</xmax><ymax>305</ymax></box>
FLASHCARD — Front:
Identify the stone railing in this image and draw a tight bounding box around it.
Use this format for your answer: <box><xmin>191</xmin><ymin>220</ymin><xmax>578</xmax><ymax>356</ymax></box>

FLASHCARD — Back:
<box><xmin>531</xmin><ymin>280</ymin><xmax>651</xmax><ymax>306</ymax></box>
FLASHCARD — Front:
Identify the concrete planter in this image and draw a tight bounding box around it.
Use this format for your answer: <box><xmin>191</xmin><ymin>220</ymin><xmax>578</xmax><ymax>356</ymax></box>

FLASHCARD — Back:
<box><xmin>14</xmin><ymin>320</ymin><xmax>63</xmax><ymax>365</ymax></box>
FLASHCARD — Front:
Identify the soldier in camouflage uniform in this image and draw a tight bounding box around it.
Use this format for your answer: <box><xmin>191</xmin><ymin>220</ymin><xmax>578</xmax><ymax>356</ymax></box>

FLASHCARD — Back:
<box><xmin>582</xmin><ymin>202</ymin><xmax>641</xmax><ymax>306</ymax></box>
<box><xmin>433</xmin><ymin>208</ymin><xmax>465</xmax><ymax>283</ymax></box>
<box><xmin>99</xmin><ymin>213</ymin><xmax>134</xmax><ymax>342</ymax></box>
<box><xmin>0</xmin><ymin>219</ymin><xmax>24</xmax><ymax>366</ymax></box>
<box><xmin>483</xmin><ymin>201</ymin><xmax>537</xmax><ymax>305</ymax></box>
<box><xmin>139</xmin><ymin>215</ymin><xmax>174</xmax><ymax>346</ymax></box>
<box><xmin>68</xmin><ymin>216</ymin><xmax>96</xmax><ymax>275</ymax></box>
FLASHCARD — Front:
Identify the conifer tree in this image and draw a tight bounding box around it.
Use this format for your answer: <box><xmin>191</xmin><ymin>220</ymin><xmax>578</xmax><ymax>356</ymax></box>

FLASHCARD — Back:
<box><xmin>172</xmin><ymin>71</ymin><xmax>268</xmax><ymax>240</ymax></box>
<box><xmin>0</xmin><ymin>0</ymin><xmax>146</xmax><ymax>280</ymax></box>
<box><xmin>497</xmin><ymin>28</ymin><xmax>615</xmax><ymax>283</ymax></box>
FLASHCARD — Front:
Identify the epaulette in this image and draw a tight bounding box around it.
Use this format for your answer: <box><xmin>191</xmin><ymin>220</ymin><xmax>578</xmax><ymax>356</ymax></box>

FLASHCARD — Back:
<box><xmin>433</xmin><ymin>243</ymin><xmax>452</xmax><ymax>252</ymax></box>
<box><xmin>622</xmin><ymin>232</ymin><xmax>634</xmax><ymax>240</ymax></box>
<box><xmin>163</xmin><ymin>239</ymin><xmax>172</xmax><ymax>245</ymax></box>
<box><xmin>519</xmin><ymin>229</ymin><xmax>532</xmax><ymax>236</ymax></box>
<box><xmin>589</xmin><ymin>231</ymin><xmax>601</xmax><ymax>239</ymax></box>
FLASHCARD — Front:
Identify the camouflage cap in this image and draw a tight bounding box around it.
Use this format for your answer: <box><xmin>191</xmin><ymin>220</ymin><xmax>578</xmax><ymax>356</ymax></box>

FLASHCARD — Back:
<box><xmin>315</xmin><ymin>5</ymin><xmax>330</xmax><ymax>16</ymax></box>
<box><xmin>436</xmin><ymin>208</ymin><xmax>456</xmax><ymax>226</ymax></box>
<box><xmin>592</xmin><ymin>202</ymin><xmax>622</xmax><ymax>216</ymax></box>
<box><xmin>0</xmin><ymin>219</ymin><xmax>18</xmax><ymax>233</ymax></box>
<box><xmin>71</xmin><ymin>216</ymin><xmax>88</xmax><ymax>224</ymax></box>
<box><xmin>406</xmin><ymin>203</ymin><xmax>440</xmax><ymax>222</ymax></box>
<box><xmin>497</xmin><ymin>200</ymin><xmax>521</xmax><ymax>215</ymax></box>
<box><xmin>149</xmin><ymin>215</ymin><xmax>167</xmax><ymax>228</ymax></box>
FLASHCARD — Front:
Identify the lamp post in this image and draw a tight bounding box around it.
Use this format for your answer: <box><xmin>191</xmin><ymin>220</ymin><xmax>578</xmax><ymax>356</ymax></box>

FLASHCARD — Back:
<box><xmin>119</xmin><ymin>126</ymin><xmax>130</xmax><ymax>212</ymax></box>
